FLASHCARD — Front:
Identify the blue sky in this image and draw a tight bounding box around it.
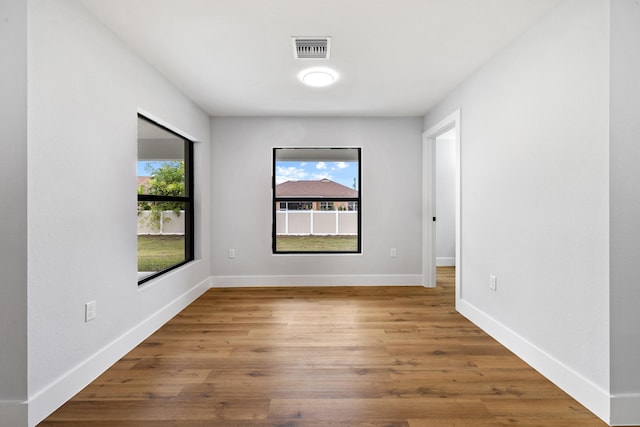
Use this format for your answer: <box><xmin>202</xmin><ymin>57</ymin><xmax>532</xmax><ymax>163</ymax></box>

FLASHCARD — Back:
<box><xmin>139</xmin><ymin>160</ymin><xmax>359</xmax><ymax>190</ymax></box>
<box><xmin>275</xmin><ymin>161</ymin><xmax>358</xmax><ymax>189</ymax></box>
<box><xmin>137</xmin><ymin>161</ymin><xmax>170</xmax><ymax>176</ymax></box>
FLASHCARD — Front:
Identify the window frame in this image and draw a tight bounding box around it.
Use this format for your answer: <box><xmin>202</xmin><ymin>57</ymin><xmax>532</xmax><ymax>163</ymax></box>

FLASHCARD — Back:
<box><xmin>137</xmin><ymin>114</ymin><xmax>194</xmax><ymax>285</ymax></box>
<box><xmin>272</xmin><ymin>147</ymin><xmax>362</xmax><ymax>255</ymax></box>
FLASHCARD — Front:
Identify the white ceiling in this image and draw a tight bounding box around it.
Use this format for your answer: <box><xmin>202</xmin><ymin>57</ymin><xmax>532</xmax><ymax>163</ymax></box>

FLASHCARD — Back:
<box><xmin>80</xmin><ymin>0</ymin><xmax>561</xmax><ymax>117</ymax></box>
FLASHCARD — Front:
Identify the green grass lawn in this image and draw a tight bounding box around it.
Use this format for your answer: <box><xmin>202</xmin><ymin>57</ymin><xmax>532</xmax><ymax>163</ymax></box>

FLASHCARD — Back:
<box><xmin>276</xmin><ymin>235</ymin><xmax>358</xmax><ymax>252</ymax></box>
<box><xmin>138</xmin><ymin>235</ymin><xmax>356</xmax><ymax>272</ymax></box>
<box><xmin>138</xmin><ymin>235</ymin><xmax>185</xmax><ymax>272</ymax></box>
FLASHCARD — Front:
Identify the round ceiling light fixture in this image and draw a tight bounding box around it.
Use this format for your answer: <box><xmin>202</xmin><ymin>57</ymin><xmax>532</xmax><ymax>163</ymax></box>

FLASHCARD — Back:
<box><xmin>299</xmin><ymin>67</ymin><xmax>338</xmax><ymax>87</ymax></box>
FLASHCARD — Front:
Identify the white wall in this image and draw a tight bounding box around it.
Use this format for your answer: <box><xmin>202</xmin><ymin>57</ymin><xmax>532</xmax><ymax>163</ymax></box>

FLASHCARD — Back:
<box><xmin>0</xmin><ymin>0</ymin><xmax>28</xmax><ymax>424</ymax></box>
<box><xmin>610</xmin><ymin>0</ymin><xmax>640</xmax><ymax>424</ymax></box>
<box><xmin>435</xmin><ymin>135</ymin><xmax>456</xmax><ymax>266</ymax></box>
<box><xmin>424</xmin><ymin>0</ymin><xmax>611</xmax><ymax>422</ymax></box>
<box><xmin>27</xmin><ymin>1</ymin><xmax>211</xmax><ymax>425</ymax></box>
<box><xmin>210</xmin><ymin>117</ymin><xmax>424</xmax><ymax>286</ymax></box>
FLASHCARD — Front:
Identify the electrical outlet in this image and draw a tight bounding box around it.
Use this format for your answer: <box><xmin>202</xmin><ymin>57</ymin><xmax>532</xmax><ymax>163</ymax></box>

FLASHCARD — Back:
<box><xmin>489</xmin><ymin>275</ymin><xmax>497</xmax><ymax>291</ymax></box>
<box><xmin>85</xmin><ymin>300</ymin><xmax>96</xmax><ymax>322</ymax></box>
<box><xmin>390</xmin><ymin>248</ymin><xmax>397</xmax><ymax>258</ymax></box>
<box><xmin>228</xmin><ymin>249</ymin><xmax>236</xmax><ymax>259</ymax></box>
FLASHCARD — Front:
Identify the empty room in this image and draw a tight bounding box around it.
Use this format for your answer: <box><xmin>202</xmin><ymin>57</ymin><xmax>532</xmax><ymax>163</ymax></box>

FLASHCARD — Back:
<box><xmin>2</xmin><ymin>0</ymin><xmax>640</xmax><ymax>426</ymax></box>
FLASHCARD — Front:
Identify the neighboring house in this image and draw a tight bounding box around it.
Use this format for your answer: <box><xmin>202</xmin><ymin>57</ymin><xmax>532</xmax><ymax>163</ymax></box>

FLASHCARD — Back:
<box><xmin>275</xmin><ymin>178</ymin><xmax>358</xmax><ymax>211</ymax></box>
<box><xmin>137</xmin><ymin>176</ymin><xmax>152</xmax><ymax>193</ymax></box>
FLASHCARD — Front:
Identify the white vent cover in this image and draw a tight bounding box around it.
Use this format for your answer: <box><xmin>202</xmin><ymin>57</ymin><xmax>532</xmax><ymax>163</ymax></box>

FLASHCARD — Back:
<box><xmin>292</xmin><ymin>37</ymin><xmax>331</xmax><ymax>59</ymax></box>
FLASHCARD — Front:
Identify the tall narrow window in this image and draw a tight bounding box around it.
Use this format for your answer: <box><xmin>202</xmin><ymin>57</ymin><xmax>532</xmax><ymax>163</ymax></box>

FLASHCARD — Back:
<box><xmin>273</xmin><ymin>147</ymin><xmax>361</xmax><ymax>254</ymax></box>
<box><xmin>137</xmin><ymin>115</ymin><xmax>194</xmax><ymax>284</ymax></box>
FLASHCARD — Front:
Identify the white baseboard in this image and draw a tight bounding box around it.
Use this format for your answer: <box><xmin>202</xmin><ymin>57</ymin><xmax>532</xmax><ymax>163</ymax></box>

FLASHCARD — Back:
<box><xmin>0</xmin><ymin>400</ymin><xmax>27</xmax><ymax>427</ymax></box>
<box><xmin>436</xmin><ymin>257</ymin><xmax>456</xmax><ymax>266</ymax></box>
<box><xmin>28</xmin><ymin>278</ymin><xmax>210</xmax><ymax>427</ymax></box>
<box><xmin>210</xmin><ymin>274</ymin><xmax>424</xmax><ymax>288</ymax></box>
<box><xmin>611</xmin><ymin>394</ymin><xmax>640</xmax><ymax>426</ymax></box>
<box><xmin>457</xmin><ymin>298</ymin><xmax>611</xmax><ymax>425</ymax></box>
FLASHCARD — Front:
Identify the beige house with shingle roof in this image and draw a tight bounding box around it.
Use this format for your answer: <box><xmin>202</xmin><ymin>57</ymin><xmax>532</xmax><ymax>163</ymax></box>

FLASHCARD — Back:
<box><xmin>275</xmin><ymin>178</ymin><xmax>358</xmax><ymax>211</ymax></box>
<box><xmin>137</xmin><ymin>176</ymin><xmax>152</xmax><ymax>192</ymax></box>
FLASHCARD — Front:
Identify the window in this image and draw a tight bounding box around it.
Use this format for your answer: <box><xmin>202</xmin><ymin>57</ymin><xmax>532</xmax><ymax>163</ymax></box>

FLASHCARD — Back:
<box><xmin>281</xmin><ymin>201</ymin><xmax>312</xmax><ymax>211</ymax></box>
<box><xmin>273</xmin><ymin>147</ymin><xmax>361</xmax><ymax>254</ymax></box>
<box><xmin>137</xmin><ymin>115</ymin><xmax>194</xmax><ymax>284</ymax></box>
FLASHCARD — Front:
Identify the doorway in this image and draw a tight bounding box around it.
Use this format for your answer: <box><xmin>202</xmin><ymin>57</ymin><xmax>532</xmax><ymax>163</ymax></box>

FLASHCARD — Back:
<box><xmin>422</xmin><ymin>110</ymin><xmax>461</xmax><ymax>302</ymax></box>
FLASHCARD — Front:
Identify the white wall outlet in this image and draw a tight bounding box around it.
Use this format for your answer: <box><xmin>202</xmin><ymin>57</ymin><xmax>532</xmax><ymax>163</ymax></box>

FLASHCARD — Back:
<box><xmin>489</xmin><ymin>275</ymin><xmax>497</xmax><ymax>291</ymax></box>
<box><xmin>390</xmin><ymin>248</ymin><xmax>397</xmax><ymax>258</ymax></box>
<box><xmin>228</xmin><ymin>249</ymin><xmax>236</xmax><ymax>259</ymax></box>
<box><xmin>85</xmin><ymin>300</ymin><xmax>96</xmax><ymax>322</ymax></box>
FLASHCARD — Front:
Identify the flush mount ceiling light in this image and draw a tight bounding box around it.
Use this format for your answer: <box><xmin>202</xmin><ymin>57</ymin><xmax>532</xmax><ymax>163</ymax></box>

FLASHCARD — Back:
<box><xmin>299</xmin><ymin>68</ymin><xmax>338</xmax><ymax>87</ymax></box>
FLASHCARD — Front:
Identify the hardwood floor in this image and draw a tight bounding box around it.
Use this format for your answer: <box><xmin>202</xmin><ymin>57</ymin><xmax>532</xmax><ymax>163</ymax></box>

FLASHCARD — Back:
<box><xmin>40</xmin><ymin>267</ymin><xmax>607</xmax><ymax>426</ymax></box>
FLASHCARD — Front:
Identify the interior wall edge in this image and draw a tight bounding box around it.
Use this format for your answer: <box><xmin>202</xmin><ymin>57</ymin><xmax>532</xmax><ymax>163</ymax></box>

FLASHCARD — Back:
<box><xmin>0</xmin><ymin>402</ymin><xmax>27</xmax><ymax>427</ymax></box>
<box><xmin>610</xmin><ymin>394</ymin><xmax>640</xmax><ymax>426</ymax></box>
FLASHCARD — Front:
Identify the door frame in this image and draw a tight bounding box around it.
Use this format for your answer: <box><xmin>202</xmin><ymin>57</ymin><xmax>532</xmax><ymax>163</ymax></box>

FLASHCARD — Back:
<box><xmin>422</xmin><ymin>110</ymin><xmax>461</xmax><ymax>300</ymax></box>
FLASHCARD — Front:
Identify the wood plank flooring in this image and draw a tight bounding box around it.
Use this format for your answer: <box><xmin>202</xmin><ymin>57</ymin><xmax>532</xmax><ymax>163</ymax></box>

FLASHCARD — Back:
<box><xmin>40</xmin><ymin>267</ymin><xmax>607</xmax><ymax>426</ymax></box>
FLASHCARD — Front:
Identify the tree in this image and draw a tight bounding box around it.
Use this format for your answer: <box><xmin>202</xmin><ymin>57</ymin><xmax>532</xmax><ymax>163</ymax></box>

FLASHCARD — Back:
<box><xmin>138</xmin><ymin>161</ymin><xmax>185</xmax><ymax>231</ymax></box>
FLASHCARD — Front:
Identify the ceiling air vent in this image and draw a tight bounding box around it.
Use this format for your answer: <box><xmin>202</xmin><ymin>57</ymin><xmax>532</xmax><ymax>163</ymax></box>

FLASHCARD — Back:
<box><xmin>293</xmin><ymin>37</ymin><xmax>331</xmax><ymax>59</ymax></box>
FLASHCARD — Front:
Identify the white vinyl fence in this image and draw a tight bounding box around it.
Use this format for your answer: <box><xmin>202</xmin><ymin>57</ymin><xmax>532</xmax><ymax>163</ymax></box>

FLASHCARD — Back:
<box><xmin>138</xmin><ymin>210</ymin><xmax>357</xmax><ymax>236</ymax></box>
<box><xmin>137</xmin><ymin>210</ymin><xmax>185</xmax><ymax>235</ymax></box>
<box><xmin>276</xmin><ymin>210</ymin><xmax>357</xmax><ymax>235</ymax></box>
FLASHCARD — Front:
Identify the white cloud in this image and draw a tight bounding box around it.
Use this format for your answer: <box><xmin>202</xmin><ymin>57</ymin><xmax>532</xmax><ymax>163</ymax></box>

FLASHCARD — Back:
<box><xmin>313</xmin><ymin>173</ymin><xmax>332</xmax><ymax>181</ymax></box>
<box><xmin>316</xmin><ymin>161</ymin><xmax>327</xmax><ymax>170</ymax></box>
<box><xmin>335</xmin><ymin>162</ymin><xmax>349</xmax><ymax>169</ymax></box>
<box><xmin>275</xmin><ymin>165</ymin><xmax>308</xmax><ymax>184</ymax></box>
